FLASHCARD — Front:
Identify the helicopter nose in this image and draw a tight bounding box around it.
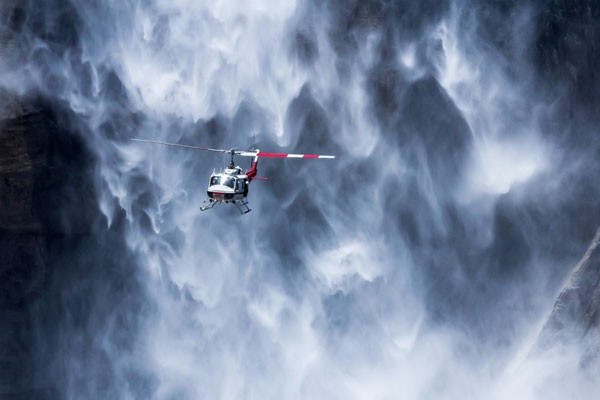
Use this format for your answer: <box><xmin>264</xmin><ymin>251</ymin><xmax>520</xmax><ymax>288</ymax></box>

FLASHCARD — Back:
<box><xmin>208</xmin><ymin>185</ymin><xmax>234</xmax><ymax>200</ymax></box>
<box><xmin>208</xmin><ymin>192</ymin><xmax>235</xmax><ymax>200</ymax></box>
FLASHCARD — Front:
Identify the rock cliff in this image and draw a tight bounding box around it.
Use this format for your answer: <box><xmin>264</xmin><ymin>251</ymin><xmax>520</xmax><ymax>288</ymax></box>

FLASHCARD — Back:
<box><xmin>0</xmin><ymin>92</ymin><xmax>95</xmax><ymax>397</ymax></box>
<box><xmin>535</xmin><ymin>229</ymin><xmax>600</xmax><ymax>361</ymax></box>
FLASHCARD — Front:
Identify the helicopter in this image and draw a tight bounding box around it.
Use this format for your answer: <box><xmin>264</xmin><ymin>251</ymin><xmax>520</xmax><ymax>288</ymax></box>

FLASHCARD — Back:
<box><xmin>131</xmin><ymin>138</ymin><xmax>335</xmax><ymax>214</ymax></box>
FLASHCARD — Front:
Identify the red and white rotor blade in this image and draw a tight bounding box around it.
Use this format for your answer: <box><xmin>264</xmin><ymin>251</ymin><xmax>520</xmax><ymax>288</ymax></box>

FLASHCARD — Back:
<box><xmin>132</xmin><ymin>139</ymin><xmax>336</xmax><ymax>159</ymax></box>
<box><xmin>238</xmin><ymin>151</ymin><xmax>335</xmax><ymax>159</ymax></box>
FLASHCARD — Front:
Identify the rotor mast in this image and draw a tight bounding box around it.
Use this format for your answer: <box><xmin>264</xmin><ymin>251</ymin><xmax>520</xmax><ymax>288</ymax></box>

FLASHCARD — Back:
<box><xmin>228</xmin><ymin>149</ymin><xmax>236</xmax><ymax>169</ymax></box>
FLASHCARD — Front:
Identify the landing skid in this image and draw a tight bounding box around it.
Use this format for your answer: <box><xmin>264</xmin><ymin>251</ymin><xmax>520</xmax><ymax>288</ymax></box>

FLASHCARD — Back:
<box><xmin>200</xmin><ymin>198</ymin><xmax>251</xmax><ymax>215</ymax></box>
<box><xmin>200</xmin><ymin>198</ymin><xmax>218</xmax><ymax>211</ymax></box>
<box><xmin>235</xmin><ymin>199</ymin><xmax>251</xmax><ymax>215</ymax></box>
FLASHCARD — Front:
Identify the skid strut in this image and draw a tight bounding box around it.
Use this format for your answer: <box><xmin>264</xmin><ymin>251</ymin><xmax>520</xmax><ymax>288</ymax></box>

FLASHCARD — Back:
<box><xmin>200</xmin><ymin>198</ymin><xmax>218</xmax><ymax>211</ymax></box>
<box><xmin>234</xmin><ymin>200</ymin><xmax>251</xmax><ymax>215</ymax></box>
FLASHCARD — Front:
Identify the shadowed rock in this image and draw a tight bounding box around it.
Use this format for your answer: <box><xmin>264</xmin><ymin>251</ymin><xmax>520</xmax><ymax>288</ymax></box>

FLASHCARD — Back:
<box><xmin>0</xmin><ymin>91</ymin><xmax>97</xmax><ymax>397</ymax></box>
<box><xmin>534</xmin><ymin>228</ymin><xmax>600</xmax><ymax>360</ymax></box>
<box><xmin>0</xmin><ymin>94</ymin><xmax>49</xmax><ymax>397</ymax></box>
<box><xmin>0</xmin><ymin>94</ymin><xmax>48</xmax><ymax>305</ymax></box>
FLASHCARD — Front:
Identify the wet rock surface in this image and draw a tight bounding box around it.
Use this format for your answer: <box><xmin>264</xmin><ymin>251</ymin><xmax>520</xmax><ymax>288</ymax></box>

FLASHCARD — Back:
<box><xmin>0</xmin><ymin>96</ymin><xmax>47</xmax><ymax>397</ymax></box>
<box><xmin>0</xmin><ymin>93</ymin><xmax>151</xmax><ymax>397</ymax></box>
<box><xmin>536</xmin><ymin>228</ymin><xmax>600</xmax><ymax>359</ymax></box>
<box><xmin>0</xmin><ymin>94</ymin><xmax>95</xmax><ymax>396</ymax></box>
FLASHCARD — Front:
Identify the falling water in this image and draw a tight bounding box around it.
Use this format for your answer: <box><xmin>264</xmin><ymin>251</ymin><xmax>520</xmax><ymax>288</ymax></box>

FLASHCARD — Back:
<box><xmin>1</xmin><ymin>0</ymin><xmax>599</xmax><ymax>398</ymax></box>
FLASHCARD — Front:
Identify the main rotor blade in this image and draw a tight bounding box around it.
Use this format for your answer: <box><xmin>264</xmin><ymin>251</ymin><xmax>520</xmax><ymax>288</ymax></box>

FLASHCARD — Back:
<box><xmin>252</xmin><ymin>152</ymin><xmax>335</xmax><ymax>159</ymax></box>
<box><xmin>131</xmin><ymin>138</ymin><xmax>229</xmax><ymax>153</ymax></box>
<box><xmin>131</xmin><ymin>139</ymin><xmax>336</xmax><ymax>159</ymax></box>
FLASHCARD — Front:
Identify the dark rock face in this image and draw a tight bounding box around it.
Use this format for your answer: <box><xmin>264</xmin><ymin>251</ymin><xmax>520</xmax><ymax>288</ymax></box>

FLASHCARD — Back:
<box><xmin>536</xmin><ymin>1</ymin><xmax>600</xmax><ymax>104</ymax></box>
<box><xmin>0</xmin><ymin>96</ymin><xmax>49</xmax><ymax>396</ymax></box>
<box><xmin>0</xmin><ymin>94</ymin><xmax>152</xmax><ymax>398</ymax></box>
<box><xmin>535</xmin><ymin>0</ymin><xmax>600</xmax><ymax>150</ymax></box>
<box><xmin>0</xmin><ymin>94</ymin><xmax>96</xmax><ymax>299</ymax></box>
<box><xmin>535</xmin><ymin>228</ymin><xmax>600</xmax><ymax>361</ymax></box>
<box><xmin>0</xmin><ymin>93</ymin><xmax>96</xmax><ymax>397</ymax></box>
<box><xmin>0</xmin><ymin>95</ymin><xmax>51</xmax><ymax>307</ymax></box>
<box><xmin>0</xmin><ymin>98</ymin><xmax>39</xmax><ymax>232</ymax></box>
<box><xmin>399</xmin><ymin>76</ymin><xmax>472</xmax><ymax>191</ymax></box>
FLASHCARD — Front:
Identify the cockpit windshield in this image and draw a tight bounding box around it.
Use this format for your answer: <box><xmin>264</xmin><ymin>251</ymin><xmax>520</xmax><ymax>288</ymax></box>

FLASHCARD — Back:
<box><xmin>209</xmin><ymin>175</ymin><xmax>220</xmax><ymax>186</ymax></box>
<box><xmin>221</xmin><ymin>176</ymin><xmax>235</xmax><ymax>188</ymax></box>
<box><xmin>209</xmin><ymin>174</ymin><xmax>235</xmax><ymax>189</ymax></box>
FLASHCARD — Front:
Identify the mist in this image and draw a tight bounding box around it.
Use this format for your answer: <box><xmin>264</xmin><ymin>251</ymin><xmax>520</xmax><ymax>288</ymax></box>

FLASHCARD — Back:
<box><xmin>1</xmin><ymin>0</ymin><xmax>599</xmax><ymax>398</ymax></box>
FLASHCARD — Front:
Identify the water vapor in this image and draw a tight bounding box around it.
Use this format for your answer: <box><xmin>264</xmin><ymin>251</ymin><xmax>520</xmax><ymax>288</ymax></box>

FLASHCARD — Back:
<box><xmin>2</xmin><ymin>0</ymin><xmax>599</xmax><ymax>398</ymax></box>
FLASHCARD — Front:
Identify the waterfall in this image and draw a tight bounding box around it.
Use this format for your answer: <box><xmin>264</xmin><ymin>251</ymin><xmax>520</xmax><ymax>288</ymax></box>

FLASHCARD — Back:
<box><xmin>1</xmin><ymin>0</ymin><xmax>599</xmax><ymax>398</ymax></box>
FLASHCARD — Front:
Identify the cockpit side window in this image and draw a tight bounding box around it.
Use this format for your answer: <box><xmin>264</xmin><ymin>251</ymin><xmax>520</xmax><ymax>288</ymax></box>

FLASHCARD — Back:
<box><xmin>210</xmin><ymin>175</ymin><xmax>220</xmax><ymax>186</ymax></box>
<box><xmin>236</xmin><ymin>179</ymin><xmax>244</xmax><ymax>192</ymax></box>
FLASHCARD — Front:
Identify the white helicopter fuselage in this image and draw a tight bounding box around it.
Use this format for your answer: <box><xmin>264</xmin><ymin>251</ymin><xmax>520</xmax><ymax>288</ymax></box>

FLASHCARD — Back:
<box><xmin>207</xmin><ymin>167</ymin><xmax>249</xmax><ymax>203</ymax></box>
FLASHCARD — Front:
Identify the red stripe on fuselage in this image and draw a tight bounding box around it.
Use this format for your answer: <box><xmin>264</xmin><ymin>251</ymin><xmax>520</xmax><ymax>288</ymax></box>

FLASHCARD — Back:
<box><xmin>302</xmin><ymin>154</ymin><xmax>319</xmax><ymax>158</ymax></box>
